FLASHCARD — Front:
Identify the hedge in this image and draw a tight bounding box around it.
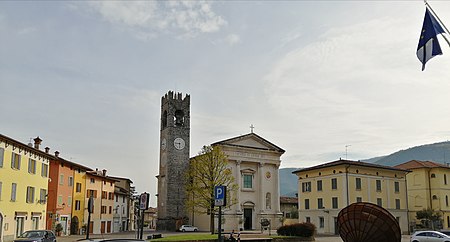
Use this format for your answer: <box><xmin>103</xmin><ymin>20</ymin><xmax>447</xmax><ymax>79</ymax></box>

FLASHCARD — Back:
<box><xmin>276</xmin><ymin>222</ymin><xmax>316</xmax><ymax>237</ymax></box>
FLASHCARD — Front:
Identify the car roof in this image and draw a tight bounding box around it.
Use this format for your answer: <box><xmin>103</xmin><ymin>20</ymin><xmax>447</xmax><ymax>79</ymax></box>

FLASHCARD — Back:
<box><xmin>414</xmin><ymin>231</ymin><xmax>448</xmax><ymax>235</ymax></box>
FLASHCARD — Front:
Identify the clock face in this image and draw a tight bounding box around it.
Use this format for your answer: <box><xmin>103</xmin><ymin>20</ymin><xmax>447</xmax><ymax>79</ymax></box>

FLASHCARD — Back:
<box><xmin>161</xmin><ymin>138</ymin><xmax>167</xmax><ymax>150</ymax></box>
<box><xmin>174</xmin><ymin>137</ymin><xmax>185</xmax><ymax>150</ymax></box>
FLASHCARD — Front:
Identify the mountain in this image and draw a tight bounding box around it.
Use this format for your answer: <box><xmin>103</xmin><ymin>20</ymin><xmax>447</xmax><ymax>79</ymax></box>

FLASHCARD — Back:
<box><xmin>374</xmin><ymin>141</ymin><xmax>450</xmax><ymax>167</ymax></box>
<box><xmin>279</xmin><ymin>168</ymin><xmax>299</xmax><ymax>197</ymax></box>
<box><xmin>278</xmin><ymin>141</ymin><xmax>450</xmax><ymax>197</ymax></box>
<box><xmin>362</xmin><ymin>155</ymin><xmax>386</xmax><ymax>164</ymax></box>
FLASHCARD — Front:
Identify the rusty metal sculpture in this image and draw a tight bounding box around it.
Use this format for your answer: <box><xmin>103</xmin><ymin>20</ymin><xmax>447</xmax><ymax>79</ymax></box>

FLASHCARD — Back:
<box><xmin>337</xmin><ymin>202</ymin><xmax>401</xmax><ymax>242</ymax></box>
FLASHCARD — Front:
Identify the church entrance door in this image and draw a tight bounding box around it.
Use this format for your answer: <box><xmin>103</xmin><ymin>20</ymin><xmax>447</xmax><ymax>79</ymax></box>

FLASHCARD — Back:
<box><xmin>243</xmin><ymin>208</ymin><xmax>252</xmax><ymax>230</ymax></box>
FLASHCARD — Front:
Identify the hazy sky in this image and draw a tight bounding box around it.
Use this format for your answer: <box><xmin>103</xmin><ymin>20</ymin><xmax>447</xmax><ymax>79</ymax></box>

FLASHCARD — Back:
<box><xmin>2</xmin><ymin>1</ymin><xmax>450</xmax><ymax>206</ymax></box>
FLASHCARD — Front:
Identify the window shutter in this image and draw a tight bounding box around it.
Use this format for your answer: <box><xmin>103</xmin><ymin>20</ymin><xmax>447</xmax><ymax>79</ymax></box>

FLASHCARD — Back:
<box><xmin>0</xmin><ymin>148</ymin><xmax>4</xmax><ymax>167</ymax></box>
<box><xmin>18</xmin><ymin>154</ymin><xmax>21</xmax><ymax>169</ymax></box>
<box><xmin>11</xmin><ymin>153</ymin><xmax>15</xmax><ymax>168</ymax></box>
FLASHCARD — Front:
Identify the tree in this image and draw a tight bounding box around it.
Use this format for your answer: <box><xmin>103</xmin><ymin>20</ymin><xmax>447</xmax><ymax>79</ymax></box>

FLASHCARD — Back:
<box><xmin>185</xmin><ymin>145</ymin><xmax>239</xmax><ymax>234</ymax></box>
<box><xmin>416</xmin><ymin>208</ymin><xmax>441</xmax><ymax>229</ymax></box>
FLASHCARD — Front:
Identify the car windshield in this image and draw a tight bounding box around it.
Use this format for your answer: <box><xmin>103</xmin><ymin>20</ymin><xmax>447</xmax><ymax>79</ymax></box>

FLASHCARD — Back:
<box><xmin>19</xmin><ymin>231</ymin><xmax>44</xmax><ymax>238</ymax></box>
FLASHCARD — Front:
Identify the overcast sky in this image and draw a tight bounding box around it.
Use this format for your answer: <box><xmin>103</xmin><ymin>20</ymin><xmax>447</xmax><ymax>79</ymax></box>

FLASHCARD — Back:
<box><xmin>2</xmin><ymin>1</ymin><xmax>450</xmax><ymax>206</ymax></box>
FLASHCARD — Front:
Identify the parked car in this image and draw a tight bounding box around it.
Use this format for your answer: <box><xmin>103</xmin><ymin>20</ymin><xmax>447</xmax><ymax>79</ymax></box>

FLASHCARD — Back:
<box><xmin>179</xmin><ymin>225</ymin><xmax>198</xmax><ymax>232</ymax></box>
<box><xmin>14</xmin><ymin>230</ymin><xmax>56</xmax><ymax>242</ymax></box>
<box><xmin>411</xmin><ymin>230</ymin><xmax>450</xmax><ymax>242</ymax></box>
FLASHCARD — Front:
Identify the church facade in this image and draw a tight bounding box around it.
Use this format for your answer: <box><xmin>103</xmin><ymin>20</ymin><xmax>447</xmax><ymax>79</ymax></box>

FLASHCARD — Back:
<box><xmin>156</xmin><ymin>91</ymin><xmax>285</xmax><ymax>232</ymax></box>
<box><xmin>191</xmin><ymin>132</ymin><xmax>285</xmax><ymax>232</ymax></box>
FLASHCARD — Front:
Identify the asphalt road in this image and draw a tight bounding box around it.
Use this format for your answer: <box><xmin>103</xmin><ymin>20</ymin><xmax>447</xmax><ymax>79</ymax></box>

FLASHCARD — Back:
<box><xmin>55</xmin><ymin>231</ymin><xmax>413</xmax><ymax>242</ymax></box>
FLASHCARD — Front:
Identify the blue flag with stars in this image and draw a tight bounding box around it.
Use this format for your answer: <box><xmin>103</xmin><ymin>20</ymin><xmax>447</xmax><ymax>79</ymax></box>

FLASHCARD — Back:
<box><xmin>417</xmin><ymin>8</ymin><xmax>446</xmax><ymax>71</ymax></box>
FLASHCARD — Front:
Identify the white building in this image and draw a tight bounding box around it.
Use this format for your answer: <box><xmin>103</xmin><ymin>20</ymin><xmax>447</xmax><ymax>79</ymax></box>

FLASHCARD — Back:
<box><xmin>190</xmin><ymin>132</ymin><xmax>285</xmax><ymax>231</ymax></box>
<box><xmin>110</xmin><ymin>177</ymin><xmax>133</xmax><ymax>232</ymax></box>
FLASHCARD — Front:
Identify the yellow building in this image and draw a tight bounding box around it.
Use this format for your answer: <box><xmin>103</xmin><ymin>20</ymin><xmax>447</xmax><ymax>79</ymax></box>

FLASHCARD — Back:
<box><xmin>293</xmin><ymin>159</ymin><xmax>409</xmax><ymax>235</ymax></box>
<box><xmin>85</xmin><ymin>169</ymin><xmax>116</xmax><ymax>234</ymax></box>
<box><xmin>70</xmin><ymin>163</ymin><xmax>91</xmax><ymax>235</ymax></box>
<box><xmin>0</xmin><ymin>135</ymin><xmax>53</xmax><ymax>242</ymax></box>
<box><xmin>395</xmin><ymin>160</ymin><xmax>450</xmax><ymax>230</ymax></box>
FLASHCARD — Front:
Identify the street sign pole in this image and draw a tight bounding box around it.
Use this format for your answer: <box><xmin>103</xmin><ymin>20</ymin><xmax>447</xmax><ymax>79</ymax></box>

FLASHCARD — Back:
<box><xmin>218</xmin><ymin>206</ymin><xmax>222</xmax><ymax>242</ymax></box>
<box><xmin>214</xmin><ymin>186</ymin><xmax>226</xmax><ymax>242</ymax></box>
<box><xmin>86</xmin><ymin>196</ymin><xmax>94</xmax><ymax>240</ymax></box>
<box><xmin>139</xmin><ymin>192</ymin><xmax>149</xmax><ymax>240</ymax></box>
<box><xmin>140</xmin><ymin>209</ymin><xmax>145</xmax><ymax>240</ymax></box>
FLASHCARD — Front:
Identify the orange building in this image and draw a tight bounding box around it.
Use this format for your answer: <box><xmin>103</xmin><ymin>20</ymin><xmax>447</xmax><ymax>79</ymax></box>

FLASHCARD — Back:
<box><xmin>46</xmin><ymin>150</ymin><xmax>91</xmax><ymax>235</ymax></box>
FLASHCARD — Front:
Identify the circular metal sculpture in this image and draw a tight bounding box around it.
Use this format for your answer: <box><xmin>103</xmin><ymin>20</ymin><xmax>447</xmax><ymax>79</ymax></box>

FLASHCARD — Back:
<box><xmin>337</xmin><ymin>202</ymin><xmax>401</xmax><ymax>242</ymax></box>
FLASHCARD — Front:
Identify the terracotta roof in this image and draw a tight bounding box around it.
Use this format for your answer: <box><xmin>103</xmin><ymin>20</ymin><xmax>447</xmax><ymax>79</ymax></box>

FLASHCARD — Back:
<box><xmin>394</xmin><ymin>160</ymin><xmax>450</xmax><ymax>170</ymax></box>
<box><xmin>55</xmin><ymin>157</ymin><xmax>93</xmax><ymax>172</ymax></box>
<box><xmin>293</xmin><ymin>159</ymin><xmax>409</xmax><ymax>174</ymax></box>
<box><xmin>87</xmin><ymin>170</ymin><xmax>120</xmax><ymax>182</ymax></box>
<box><xmin>280</xmin><ymin>196</ymin><xmax>298</xmax><ymax>204</ymax></box>
<box><xmin>0</xmin><ymin>133</ymin><xmax>54</xmax><ymax>159</ymax></box>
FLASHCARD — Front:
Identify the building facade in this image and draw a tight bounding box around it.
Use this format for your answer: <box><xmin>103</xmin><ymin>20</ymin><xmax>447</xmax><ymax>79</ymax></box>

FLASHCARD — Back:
<box><xmin>293</xmin><ymin>159</ymin><xmax>410</xmax><ymax>235</ymax></box>
<box><xmin>280</xmin><ymin>196</ymin><xmax>299</xmax><ymax>225</ymax></box>
<box><xmin>395</xmin><ymin>160</ymin><xmax>450</xmax><ymax>231</ymax></box>
<box><xmin>0</xmin><ymin>135</ymin><xmax>53</xmax><ymax>242</ymax></box>
<box><xmin>71</xmin><ymin>166</ymin><xmax>90</xmax><ymax>235</ymax></box>
<box><xmin>190</xmin><ymin>132</ymin><xmax>285</xmax><ymax>232</ymax></box>
<box><xmin>46</xmin><ymin>152</ymin><xmax>92</xmax><ymax>236</ymax></box>
<box><xmin>110</xmin><ymin>177</ymin><xmax>134</xmax><ymax>232</ymax></box>
<box><xmin>84</xmin><ymin>170</ymin><xmax>116</xmax><ymax>234</ymax></box>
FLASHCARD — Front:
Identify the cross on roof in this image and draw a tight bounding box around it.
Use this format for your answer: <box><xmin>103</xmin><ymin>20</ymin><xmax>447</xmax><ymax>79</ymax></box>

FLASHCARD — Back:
<box><xmin>250</xmin><ymin>124</ymin><xmax>255</xmax><ymax>133</ymax></box>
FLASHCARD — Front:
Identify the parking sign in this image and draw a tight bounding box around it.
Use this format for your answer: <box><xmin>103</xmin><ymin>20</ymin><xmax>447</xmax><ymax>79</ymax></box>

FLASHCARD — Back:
<box><xmin>139</xmin><ymin>192</ymin><xmax>149</xmax><ymax>210</ymax></box>
<box><xmin>214</xmin><ymin>186</ymin><xmax>226</xmax><ymax>207</ymax></box>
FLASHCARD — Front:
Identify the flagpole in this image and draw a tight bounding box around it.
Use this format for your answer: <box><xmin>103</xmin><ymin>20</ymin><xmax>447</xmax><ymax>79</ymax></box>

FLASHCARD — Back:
<box><xmin>424</xmin><ymin>0</ymin><xmax>450</xmax><ymax>47</ymax></box>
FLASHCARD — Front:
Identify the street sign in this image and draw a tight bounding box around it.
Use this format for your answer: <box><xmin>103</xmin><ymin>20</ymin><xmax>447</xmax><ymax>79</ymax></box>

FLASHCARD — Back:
<box><xmin>214</xmin><ymin>185</ymin><xmax>226</xmax><ymax>207</ymax></box>
<box><xmin>139</xmin><ymin>192</ymin><xmax>149</xmax><ymax>210</ymax></box>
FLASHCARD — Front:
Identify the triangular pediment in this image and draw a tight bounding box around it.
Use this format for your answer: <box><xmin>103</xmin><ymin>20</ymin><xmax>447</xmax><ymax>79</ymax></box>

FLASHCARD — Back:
<box><xmin>212</xmin><ymin>133</ymin><xmax>285</xmax><ymax>153</ymax></box>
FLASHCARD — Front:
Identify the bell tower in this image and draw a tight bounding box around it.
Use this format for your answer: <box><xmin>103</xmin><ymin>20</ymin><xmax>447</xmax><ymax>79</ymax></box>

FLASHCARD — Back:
<box><xmin>156</xmin><ymin>91</ymin><xmax>190</xmax><ymax>231</ymax></box>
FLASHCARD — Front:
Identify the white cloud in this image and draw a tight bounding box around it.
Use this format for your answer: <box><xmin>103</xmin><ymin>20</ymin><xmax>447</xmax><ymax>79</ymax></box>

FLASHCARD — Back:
<box><xmin>84</xmin><ymin>1</ymin><xmax>226</xmax><ymax>39</ymax></box>
<box><xmin>225</xmin><ymin>34</ymin><xmax>241</xmax><ymax>45</ymax></box>
<box><xmin>263</xmin><ymin>15</ymin><xmax>450</xmax><ymax>162</ymax></box>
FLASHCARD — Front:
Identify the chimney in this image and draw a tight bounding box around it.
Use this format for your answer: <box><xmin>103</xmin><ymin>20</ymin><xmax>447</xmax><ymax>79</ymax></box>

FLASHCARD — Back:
<box><xmin>102</xmin><ymin>169</ymin><xmax>107</xmax><ymax>176</ymax></box>
<box><xmin>34</xmin><ymin>137</ymin><xmax>42</xmax><ymax>150</ymax></box>
<box><xmin>54</xmin><ymin>151</ymin><xmax>60</xmax><ymax>157</ymax></box>
<box><xmin>45</xmin><ymin>147</ymin><xmax>50</xmax><ymax>153</ymax></box>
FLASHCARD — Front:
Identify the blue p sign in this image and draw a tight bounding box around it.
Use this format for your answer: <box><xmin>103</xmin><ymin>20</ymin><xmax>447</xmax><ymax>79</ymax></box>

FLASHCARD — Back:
<box><xmin>214</xmin><ymin>186</ymin><xmax>226</xmax><ymax>207</ymax></box>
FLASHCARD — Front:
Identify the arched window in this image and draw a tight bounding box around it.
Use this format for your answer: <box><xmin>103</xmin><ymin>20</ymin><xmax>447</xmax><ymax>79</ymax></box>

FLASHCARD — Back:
<box><xmin>266</xmin><ymin>193</ymin><xmax>271</xmax><ymax>210</ymax></box>
<box><xmin>446</xmin><ymin>195</ymin><xmax>449</xmax><ymax>207</ymax></box>
<box><xmin>431</xmin><ymin>173</ymin><xmax>436</xmax><ymax>178</ymax></box>
<box><xmin>174</xmin><ymin>110</ymin><xmax>184</xmax><ymax>126</ymax></box>
<box><xmin>162</xmin><ymin>110</ymin><xmax>168</xmax><ymax>128</ymax></box>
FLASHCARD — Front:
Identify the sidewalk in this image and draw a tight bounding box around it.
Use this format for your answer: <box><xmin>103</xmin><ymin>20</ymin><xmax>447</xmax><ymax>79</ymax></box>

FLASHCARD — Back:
<box><xmin>56</xmin><ymin>231</ymin><xmax>143</xmax><ymax>242</ymax></box>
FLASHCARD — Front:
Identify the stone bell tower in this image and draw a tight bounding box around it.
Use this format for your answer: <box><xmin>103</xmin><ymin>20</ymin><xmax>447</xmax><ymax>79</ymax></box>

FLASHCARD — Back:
<box><xmin>156</xmin><ymin>91</ymin><xmax>190</xmax><ymax>231</ymax></box>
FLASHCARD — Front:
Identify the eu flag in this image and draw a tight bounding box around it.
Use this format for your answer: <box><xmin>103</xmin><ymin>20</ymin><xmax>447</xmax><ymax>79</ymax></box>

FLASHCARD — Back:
<box><xmin>417</xmin><ymin>8</ymin><xmax>446</xmax><ymax>71</ymax></box>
